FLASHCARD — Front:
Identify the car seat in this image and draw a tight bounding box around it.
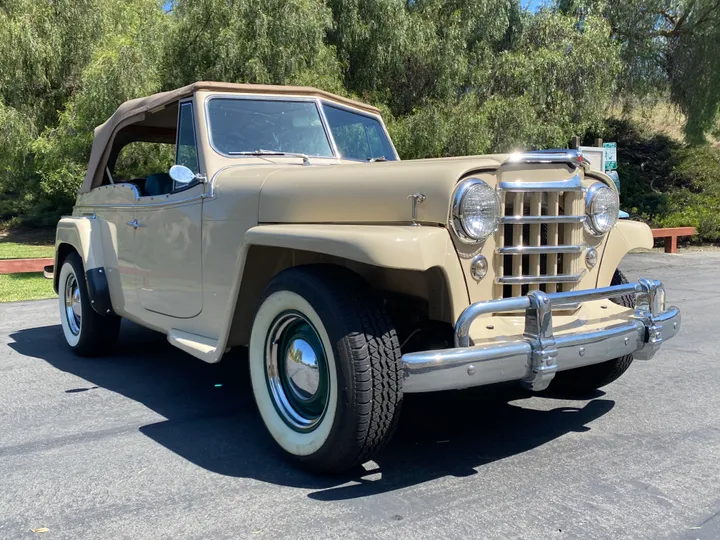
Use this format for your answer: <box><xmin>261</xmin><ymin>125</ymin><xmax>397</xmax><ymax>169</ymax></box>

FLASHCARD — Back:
<box><xmin>144</xmin><ymin>173</ymin><xmax>174</xmax><ymax>196</ymax></box>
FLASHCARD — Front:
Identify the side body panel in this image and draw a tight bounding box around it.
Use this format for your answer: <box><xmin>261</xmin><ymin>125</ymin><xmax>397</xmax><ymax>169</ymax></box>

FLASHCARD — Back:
<box><xmin>134</xmin><ymin>184</ymin><xmax>205</xmax><ymax>318</ymax></box>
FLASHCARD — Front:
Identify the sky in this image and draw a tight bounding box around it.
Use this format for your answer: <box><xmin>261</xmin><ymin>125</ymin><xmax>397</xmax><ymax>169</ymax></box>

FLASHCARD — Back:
<box><xmin>524</xmin><ymin>0</ymin><xmax>549</xmax><ymax>11</ymax></box>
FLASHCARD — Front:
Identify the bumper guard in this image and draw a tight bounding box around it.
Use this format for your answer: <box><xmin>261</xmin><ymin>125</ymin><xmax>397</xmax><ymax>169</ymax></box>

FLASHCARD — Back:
<box><xmin>401</xmin><ymin>278</ymin><xmax>680</xmax><ymax>393</ymax></box>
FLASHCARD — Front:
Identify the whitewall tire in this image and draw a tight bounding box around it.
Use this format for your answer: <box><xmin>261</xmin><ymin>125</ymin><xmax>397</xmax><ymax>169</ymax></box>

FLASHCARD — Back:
<box><xmin>58</xmin><ymin>252</ymin><xmax>120</xmax><ymax>356</ymax></box>
<box><xmin>248</xmin><ymin>265</ymin><xmax>403</xmax><ymax>473</ymax></box>
<box><xmin>250</xmin><ymin>290</ymin><xmax>338</xmax><ymax>457</ymax></box>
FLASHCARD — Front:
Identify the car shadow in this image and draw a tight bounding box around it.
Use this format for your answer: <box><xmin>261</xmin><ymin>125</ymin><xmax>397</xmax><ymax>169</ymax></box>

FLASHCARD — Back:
<box><xmin>8</xmin><ymin>321</ymin><xmax>614</xmax><ymax>501</ymax></box>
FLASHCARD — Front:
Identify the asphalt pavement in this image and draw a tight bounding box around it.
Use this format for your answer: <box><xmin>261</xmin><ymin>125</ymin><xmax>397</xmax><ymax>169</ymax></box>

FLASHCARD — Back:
<box><xmin>1</xmin><ymin>251</ymin><xmax>719</xmax><ymax>540</ymax></box>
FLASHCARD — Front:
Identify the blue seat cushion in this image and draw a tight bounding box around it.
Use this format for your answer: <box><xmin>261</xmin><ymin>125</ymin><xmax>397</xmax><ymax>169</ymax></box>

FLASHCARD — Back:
<box><xmin>144</xmin><ymin>173</ymin><xmax>173</xmax><ymax>196</ymax></box>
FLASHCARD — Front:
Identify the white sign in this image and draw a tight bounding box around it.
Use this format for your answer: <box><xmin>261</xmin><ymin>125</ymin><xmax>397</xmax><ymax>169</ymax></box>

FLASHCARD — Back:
<box><xmin>579</xmin><ymin>146</ymin><xmax>605</xmax><ymax>171</ymax></box>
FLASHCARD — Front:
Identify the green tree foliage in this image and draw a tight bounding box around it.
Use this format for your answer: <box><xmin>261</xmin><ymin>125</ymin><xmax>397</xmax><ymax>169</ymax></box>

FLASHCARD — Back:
<box><xmin>162</xmin><ymin>0</ymin><xmax>342</xmax><ymax>91</ymax></box>
<box><xmin>392</xmin><ymin>10</ymin><xmax>620</xmax><ymax>157</ymax></box>
<box><xmin>0</xmin><ymin>0</ymin><xmax>718</xmax><ymax>234</ymax></box>
<box><xmin>559</xmin><ymin>0</ymin><xmax>720</xmax><ymax>142</ymax></box>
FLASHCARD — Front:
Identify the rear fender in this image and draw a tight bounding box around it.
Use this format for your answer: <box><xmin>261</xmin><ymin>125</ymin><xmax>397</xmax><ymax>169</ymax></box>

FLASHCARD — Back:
<box><xmin>55</xmin><ymin>216</ymin><xmax>114</xmax><ymax>315</ymax></box>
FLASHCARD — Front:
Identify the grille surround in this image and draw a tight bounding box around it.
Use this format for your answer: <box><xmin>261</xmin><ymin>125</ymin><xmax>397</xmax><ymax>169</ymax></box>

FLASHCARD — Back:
<box><xmin>494</xmin><ymin>174</ymin><xmax>586</xmax><ymax>299</ymax></box>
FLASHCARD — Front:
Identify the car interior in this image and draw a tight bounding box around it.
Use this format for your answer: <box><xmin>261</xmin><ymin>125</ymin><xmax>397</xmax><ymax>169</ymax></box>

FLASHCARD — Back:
<box><xmin>103</xmin><ymin>102</ymin><xmax>180</xmax><ymax>197</ymax></box>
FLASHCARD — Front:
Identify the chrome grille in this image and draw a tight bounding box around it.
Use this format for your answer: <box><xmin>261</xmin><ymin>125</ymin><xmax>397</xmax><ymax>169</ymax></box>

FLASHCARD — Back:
<box><xmin>494</xmin><ymin>176</ymin><xmax>586</xmax><ymax>299</ymax></box>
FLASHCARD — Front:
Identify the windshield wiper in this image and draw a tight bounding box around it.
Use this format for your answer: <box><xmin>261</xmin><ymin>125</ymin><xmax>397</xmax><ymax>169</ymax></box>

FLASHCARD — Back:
<box><xmin>229</xmin><ymin>149</ymin><xmax>311</xmax><ymax>165</ymax></box>
<box><xmin>366</xmin><ymin>156</ymin><xmax>387</xmax><ymax>163</ymax></box>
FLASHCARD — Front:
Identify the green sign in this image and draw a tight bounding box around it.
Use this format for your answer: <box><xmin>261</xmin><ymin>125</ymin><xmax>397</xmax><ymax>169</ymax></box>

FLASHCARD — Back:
<box><xmin>603</xmin><ymin>142</ymin><xmax>617</xmax><ymax>170</ymax></box>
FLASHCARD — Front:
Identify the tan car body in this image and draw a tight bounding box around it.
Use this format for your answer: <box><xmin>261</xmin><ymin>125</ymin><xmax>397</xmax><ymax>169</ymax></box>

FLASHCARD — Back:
<box><xmin>55</xmin><ymin>84</ymin><xmax>653</xmax><ymax>367</ymax></box>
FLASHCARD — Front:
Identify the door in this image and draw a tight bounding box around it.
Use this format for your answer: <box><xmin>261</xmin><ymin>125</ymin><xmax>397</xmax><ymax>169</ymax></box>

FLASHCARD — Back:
<box><xmin>89</xmin><ymin>179</ymin><xmax>142</xmax><ymax>316</ymax></box>
<box><xmin>134</xmin><ymin>100</ymin><xmax>204</xmax><ymax>318</ymax></box>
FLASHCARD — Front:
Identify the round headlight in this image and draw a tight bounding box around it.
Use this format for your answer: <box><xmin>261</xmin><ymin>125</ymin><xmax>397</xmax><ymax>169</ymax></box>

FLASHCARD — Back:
<box><xmin>452</xmin><ymin>179</ymin><xmax>500</xmax><ymax>242</ymax></box>
<box><xmin>585</xmin><ymin>182</ymin><xmax>619</xmax><ymax>236</ymax></box>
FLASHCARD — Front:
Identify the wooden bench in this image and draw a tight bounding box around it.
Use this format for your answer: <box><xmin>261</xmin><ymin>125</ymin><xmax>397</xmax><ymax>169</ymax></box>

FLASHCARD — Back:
<box><xmin>0</xmin><ymin>257</ymin><xmax>54</xmax><ymax>275</ymax></box>
<box><xmin>651</xmin><ymin>227</ymin><xmax>697</xmax><ymax>254</ymax></box>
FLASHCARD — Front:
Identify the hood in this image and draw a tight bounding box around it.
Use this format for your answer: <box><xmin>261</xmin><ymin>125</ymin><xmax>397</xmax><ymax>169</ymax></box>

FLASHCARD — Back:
<box><xmin>254</xmin><ymin>155</ymin><xmax>506</xmax><ymax>225</ymax></box>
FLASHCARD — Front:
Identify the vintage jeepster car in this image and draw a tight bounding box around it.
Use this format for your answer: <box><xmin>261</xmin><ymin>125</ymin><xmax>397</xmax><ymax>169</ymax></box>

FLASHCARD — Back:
<box><xmin>54</xmin><ymin>82</ymin><xmax>681</xmax><ymax>472</ymax></box>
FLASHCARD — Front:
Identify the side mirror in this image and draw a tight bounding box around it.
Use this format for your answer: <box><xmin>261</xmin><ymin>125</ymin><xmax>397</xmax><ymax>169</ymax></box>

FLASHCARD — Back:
<box><xmin>169</xmin><ymin>164</ymin><xmax>197</xmax><ymax>185</ymax></box>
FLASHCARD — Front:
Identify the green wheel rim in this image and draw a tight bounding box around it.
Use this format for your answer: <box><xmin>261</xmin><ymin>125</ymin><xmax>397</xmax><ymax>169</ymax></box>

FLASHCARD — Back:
<box><xmin>264</xmin><ymin>310</ymin><xmax>330</xmax><ymax>432</ymax></box>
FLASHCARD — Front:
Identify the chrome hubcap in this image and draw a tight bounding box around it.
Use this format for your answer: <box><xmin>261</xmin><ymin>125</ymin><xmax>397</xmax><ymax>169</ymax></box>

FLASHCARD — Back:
<box><xmin>64</xmin><ymin>273</ymin><xmax>81</xmax><ymax>336</ymax></box>
<box><xmin>265</xmin><ymin>311</ymin><xmax>329</xmax><ymax>432</ymax></box>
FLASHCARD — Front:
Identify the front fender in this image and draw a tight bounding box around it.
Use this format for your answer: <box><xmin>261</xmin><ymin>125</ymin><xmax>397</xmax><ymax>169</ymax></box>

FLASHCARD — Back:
<box><xmin>597</xmin><ymin>220</ymin><xmax>653</xmax><ymax>287</ymax></box>
<box><xmin>243</xmin><ymin>224</ymin><xmax>470</xmax><ymax>319</ymax></box>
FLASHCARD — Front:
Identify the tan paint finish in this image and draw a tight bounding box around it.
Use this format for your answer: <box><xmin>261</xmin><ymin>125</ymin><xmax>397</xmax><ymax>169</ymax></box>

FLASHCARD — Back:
<box><xmin>58</xmin><ymin>85</ymin><xmax>656</xmax><ymax>364</ymax></box>
<box><xmin>134</xmin><ymin>184</ymin><xmax>204</xmax><ymax>318</ymax></box>
<box><xmin>257</xmin><ymin>157</ymin><xmax>502</xmax><ymax>225</ymax></box>
<box><xmin>597</xmin><ymin>219</ymin><xmax>653</xmax><ymax>287</ymax></box>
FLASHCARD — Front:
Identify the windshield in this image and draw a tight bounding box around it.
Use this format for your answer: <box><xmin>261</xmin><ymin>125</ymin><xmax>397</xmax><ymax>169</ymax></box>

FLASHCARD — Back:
<box><xmin>206</xmin><ymin>97</ymin><xmax>397</xmax><ymax>162</ymax></box>
<box><xmin>322</xmin><ymin>104</ymin><xmax>397</xmax><ymax>161</ymax></box>
<box><xmin>207</xmin><ymin>98</ymin><xmax>333</xmax><ymax>157</ymax></box>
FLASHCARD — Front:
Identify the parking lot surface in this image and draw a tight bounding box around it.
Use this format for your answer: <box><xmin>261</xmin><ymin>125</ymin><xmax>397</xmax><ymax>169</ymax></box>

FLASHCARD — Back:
<box><xmin>1</xmin><ymin>252</ymin><xmax>718</xmax><ymax>539</ymax></box>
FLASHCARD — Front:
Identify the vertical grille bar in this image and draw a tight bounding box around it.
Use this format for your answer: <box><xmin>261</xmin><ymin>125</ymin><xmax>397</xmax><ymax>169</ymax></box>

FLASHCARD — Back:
<box><xmin>528</xmin><ymin>193</ymin><xmax>541</xmax><ymax>291</ymax></box>
<box><xmin>546</xmin><ymin>192</ymin><xmax>560</xmax><ymax>293</ymax></box>
<box><xmin>564</xmin><ymin>191</ymin><xmax>585</xmax><ymax>292</ymax></box>
<box><xmin>511</xmin><ymin>192</ymin><xmax>524</xmax><ymax>297</ymax></box>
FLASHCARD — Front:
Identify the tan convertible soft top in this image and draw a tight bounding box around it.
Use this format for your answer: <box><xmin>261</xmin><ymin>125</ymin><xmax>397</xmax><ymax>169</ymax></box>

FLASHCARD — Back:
<box><xmin>81</xmin><ymin>81</ymin><xmax>380</xmax><ymax>194</ymax></box>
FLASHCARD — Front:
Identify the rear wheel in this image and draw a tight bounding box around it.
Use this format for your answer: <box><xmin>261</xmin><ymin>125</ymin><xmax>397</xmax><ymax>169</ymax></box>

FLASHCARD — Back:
<box><xmin>58</xmin><ymin>252</ymin><xmax>120</xmax><ymax>356</ymax></box>
<box><xmin>548</xmin><ymin>269</ymin><xmax>635</xmax><ymax>394</ymax></box>
<box><xmin>249</xmin><ymin>265</ymin><xmax>403</xmax><ymax>473</ymax></box>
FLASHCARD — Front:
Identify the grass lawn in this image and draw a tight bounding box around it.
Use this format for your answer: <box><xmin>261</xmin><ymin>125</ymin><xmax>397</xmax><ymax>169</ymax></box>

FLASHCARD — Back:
<box><xmin>0</xmin><ymin>227</ymin><xmax>55</xmax><ymax>260</ymax></box>
<box><xmin>0</xmin><ymin>242</ymin><xmax>54</xmax><ymax>260</ymax></box>
<box><xmin>0</xmin><ymin>273</ymin><xmax>56</xmax><ymax>302</ymax></box>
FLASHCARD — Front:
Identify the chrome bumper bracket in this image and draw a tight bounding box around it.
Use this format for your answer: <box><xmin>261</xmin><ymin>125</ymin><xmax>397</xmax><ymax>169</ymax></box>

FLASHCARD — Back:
<box><xmin>522</xmin><ymin>290</ymin><xmax>558</xmax><ymax>391</ymax></box>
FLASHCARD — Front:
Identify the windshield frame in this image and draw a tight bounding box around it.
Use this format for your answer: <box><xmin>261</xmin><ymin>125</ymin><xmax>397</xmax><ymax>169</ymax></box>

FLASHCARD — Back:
<box><xmin>203</xmin><ymin>93</ymin><xmax>399</xmax><ymax>162</ymax></box>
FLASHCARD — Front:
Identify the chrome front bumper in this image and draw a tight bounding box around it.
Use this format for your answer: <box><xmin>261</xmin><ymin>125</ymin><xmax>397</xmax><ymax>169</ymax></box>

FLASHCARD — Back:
<box><xmin>401</xmin><ymin>278</ymin><xmax>680</xmax><ymax>393</ymax></box>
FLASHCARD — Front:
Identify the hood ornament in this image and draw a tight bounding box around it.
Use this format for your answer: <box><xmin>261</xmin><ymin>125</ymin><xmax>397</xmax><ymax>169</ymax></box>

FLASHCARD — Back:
<box><xmin>408</xmin><ymin>192</ymin><xmax>426</xmax><ymax>226</ymax></box>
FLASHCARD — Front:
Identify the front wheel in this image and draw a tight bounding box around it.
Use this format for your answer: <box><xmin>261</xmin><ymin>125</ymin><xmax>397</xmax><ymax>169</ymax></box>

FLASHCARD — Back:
<box><xmin>249</xmin><ymin>266</ymin><xmax>403</xmax><ymax>473</ymax></box>
<box><xmin>58</xmin><ymin>252</ymin><xmax>121</xmax><ymax>356</ymax></box>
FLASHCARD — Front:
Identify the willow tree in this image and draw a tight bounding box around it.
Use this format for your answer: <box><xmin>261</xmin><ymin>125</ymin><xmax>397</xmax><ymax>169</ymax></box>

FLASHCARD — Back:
<box><xmin>559</xmin><ymin>0</ymin><xmax>720</xmax><ymax>143</ymax></box>
<box><xmin>390</xmin><ymin>9</ymin><xmax>621</xmax><ymax>158</ymax></box>
<box><xmin>162</xmin><ymin>0</ymin><xmax>342</xmax><ymax>91</ymax></box>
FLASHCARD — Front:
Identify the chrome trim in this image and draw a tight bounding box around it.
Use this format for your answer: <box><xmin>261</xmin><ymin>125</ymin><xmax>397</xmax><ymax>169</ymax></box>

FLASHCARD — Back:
<box><xmin>456</xmin><ymin>278</ymin><xmax>662</xmax><ymax>348</ymax></box>
<box><xmin>499</xmin><ymin>173</ymin><xmax>583</xmax><ymax>193</ymax></box>
<box><xmin>500</xmin><ymin>215</ymin><xmax>586</xmax><ymax>224</ymax></box>
<box><xmin>407</xmin><ymin>192</ymin><xmax>426</xmax><ymax>225</ymax></box>
<box><xmin>401</xmin><ymin>279</ymin><xmax>680</xmax><ymax>393</ymax></box>
<box><xmin>63</xmin><ymin>271</ymin><xmax>82</xmax><ymax>336</ymax></box>
<box><xmin>585</xmin><ymin>247</ymin><xmax>598</xmax><ymax>268</ymax></box>
<box><xmin>316</xmin><ymin>99</ymin><xmax>341</xmax><ymax>158</ymax></box>
<box><xmin>496</xmin><ymin>244</ymin><xmax>585</xmax><ymax>255</ymax></box>
<box><xmin>584</xmin><ymin>181</ymin><xmax>619</xmax><ymax>237</ymax></box>
<box><xmin>265</xmin><ymin>311</ymin><xmax>329</xmax><ymax>432</ymax></box>
<box><xmin>176</xmin><ymin>100</ymin><xmax>200</xmax><ymax>173</ymax></box>
<box><xmin>470</xmin><ymin>254</ymin><xmax>488</xmax><ymax>281</ymax></box>
<box><xmin>504</xmin><ymin>150</ymin><xmax>588</xmax><ymax>170</ymax></box>
<box><xmin>74</xmin><ymin>181</ymin><xmax>211</xmax><ymax>210</ymax></box>
<box><xmin>495</xmin><ymin>271</ymin><xmax>586</xmax><ymax>285</ymax></box>
<box><xmin>451</xmin><ymin>178</ymin><xmax>501</xmax><ymax>244</ymax></box>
